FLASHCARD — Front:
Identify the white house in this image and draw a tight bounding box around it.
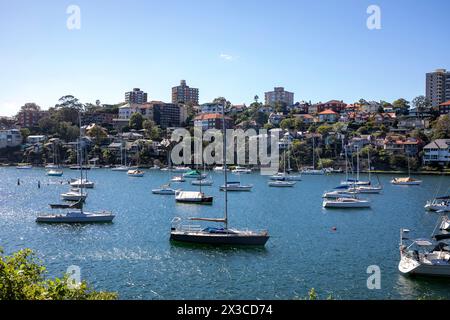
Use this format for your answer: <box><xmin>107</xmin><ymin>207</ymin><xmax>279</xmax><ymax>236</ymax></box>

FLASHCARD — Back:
<box><xmin>423</xmin><ymin>139</ymin><xmax>450</xmax><ymax>165</ymax></box>
<box><xmin>200</xmin><ymin>103</ymin><xmax>223</xmax><ymax>114</ymax></box>
<box><xmin>0</xmin><ymin>129</ymin><xmax>22</xmax><ymax>149</ymax></box>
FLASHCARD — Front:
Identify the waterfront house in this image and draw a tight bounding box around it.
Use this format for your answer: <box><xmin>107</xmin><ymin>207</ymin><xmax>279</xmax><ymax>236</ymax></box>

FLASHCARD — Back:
<box><xmin>0</xmin><ymin>129</ymin><xmax>22</xmax><ymax>149</ymax></box>
<box><xmin>423</xmin><ymin>139</ymin><xmax>450</xmax><ymax>165</ymax></box>
<box><xmin>318</xmin><ymin>109</ymin><xmax>338</xmax><ymax>123</ymax></box>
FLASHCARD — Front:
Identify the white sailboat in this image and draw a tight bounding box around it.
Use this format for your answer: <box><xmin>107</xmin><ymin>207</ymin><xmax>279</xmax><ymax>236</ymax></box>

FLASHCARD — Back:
<box><xmin>268</xmin><ymin>180</ymin><xmax>296</xmax><ymax>187</ymax></box>
<box><xmin>231</xmin><ymin>166</ymin><xmax>252</xmax><ymax>174</ymax></box>
<box><xmin>46</xmin><ymin>142</ymin><xmax>63</xmax><ymax>176</ymax></box>
<box><xmin>37</xmin><ymin>112</ymin><xmax>114</xmax><ymax>224</ymax></box>
<box><xmin>111</xmin><ymin>141</ymin><xmax>131</xmax><ymax>171</ymax></box>
<box><xmin>270</xmin><ymin>150</ymin><xmax>301</xmax><ymax>181</ymax></box>
<box><xmin>391</xmin><ymin>157</ymin><xmax>422</xmax><ymax>185</ymax></box>
<box><xmin>170</xmin><ymin>103</ymin><xmax>269</xmax><ymax>246</ymax></box>
<box><xmin>61</xmin><ymin>188</ymin><xmax>87</xmax><ymax>201</ymax></box>
<box><xmin>322</xmin><ymin>197</ymin><xmax>371</xmax><ymax>208</ymax></box>
<box><xmin>300</xmin><ymin>136</ymin><xmax>325</xmax><ymax>175</ymax></box>
<box><xmin>341</xmin><ymin>145</ymin><xmax>370</xmax><ymax>186</ymax></box>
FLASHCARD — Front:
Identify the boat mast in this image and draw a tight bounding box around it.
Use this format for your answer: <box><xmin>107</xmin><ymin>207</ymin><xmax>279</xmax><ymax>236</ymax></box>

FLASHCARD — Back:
<box><xmin>356</xmin><ymin>145</ymin><xmax>360</xmax><ymax>182</ymax></box>
<box><xmin>222</xmin><ymin>101</ymin><xmax>228</xmax><ymax>229</ymax></box>
<box><xmin>345</xmin><ymin>144</ymin><xmax>348</xmax><ymax>182</ymax></box>
<box><xmin>312</xmin><ymin>136</ymin><xmax>315</xmax><ymax>170</ymax></box>
<box><xmin>368</xmin><ymin>148</ymin><xmax>371</xmax><ymax>182</ymax></box>
<box><xmin>78</xmin><ymin>111</ymin><xmax>84</xmax><ymax>213</ymax></box>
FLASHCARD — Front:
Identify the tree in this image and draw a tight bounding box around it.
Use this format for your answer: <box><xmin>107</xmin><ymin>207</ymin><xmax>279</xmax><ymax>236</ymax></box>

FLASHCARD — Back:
<box><xmin>392</xmin><ymin>98</ymin><xmax>410</xmax><ymax>115</ymax></box>
<box><xmin>129</xmin><ymin>113</ymin><xmax>144</xmax><ymax>130</ymax></box>
<box><xmin>86</xmin><ymin>124</ymin><xmax>107</xmax><ymax>144</ymax></box>
<box><xmin>38</xmin><ymin>117</ymin><xmax>58</xmax><ymax>135</ymax></box>
<box><xmin>412</xmin><ymin>95</ymin><xmax>431</xmax><ymax>118</ymax></box>
<box><xmin>57</xmin><ymin>122</ymin><xmax>79</xmax><ymax>142</ymax></box>
<box><xmin>280</xmin><ymin>118</ymin><xmax>295</xmax><ymax>130</ymax></box>
<box><xmin>55</xmin><ymin>95</ymin><xmax>84</xmax><ymax>111</ymax></box>
<box><xmin>254</xmin><ymin>95</ymin><xmax>259</xmax><ymax>104</ymax></box>
<box><xmin>19</xmin><ymin>128</ymin><xmax>30</xmax><ymax>143</ymax></box>
<box><xmin>431</xmin><ymin>115</ymin><xmax>450</xmax><ymax>140</ymax></box>
<box><xmin>143</xmin><ymin>119</ymin><xmax>155</xmax><ymax>132</ymax></box>
<box><xmin>20</xmin><ymin>102</ymin><xmax>41</xmax><ymax>112</ymax></box>
<box><xmin>0</xmin><ymin>248</ymin><xmax>117</xmax><ymax>300</ymax></box>
<box><xmin>317</xmin><ymin>124</ymin><xmax>333</xmax><ymax>136</ymax></box>
<box><xmin>102</xmin><ymin>149</ymin><xmax>116</xmax><ymax>165</ymax></box>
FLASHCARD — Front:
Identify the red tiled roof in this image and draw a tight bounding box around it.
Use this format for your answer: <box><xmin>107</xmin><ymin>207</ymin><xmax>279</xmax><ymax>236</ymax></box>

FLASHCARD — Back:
<box><xmin>440</xmin><ymin>100</ymin><xmax>450</xmax><ymax>106</ymax></box>
<box><xmin>319</xmin><ymin>109</ymin><xmax>338</xmax><ymax>115</ymax></box>
<box><xmin>194</xmin><ymin>113</ymin><xmax>232</xmax><ymax>121</ymax></box>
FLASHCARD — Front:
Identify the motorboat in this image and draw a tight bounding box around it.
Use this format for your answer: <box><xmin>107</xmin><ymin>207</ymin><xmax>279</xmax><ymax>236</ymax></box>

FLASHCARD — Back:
<box><xmin>152</xmin><ymin>184</ymin><xmax>178</xmax><ymax>195</ymax></box>
<box><xmin>36</xmin><ymin>210</ymin><xmax>114</xmax><ymax>223</ymax></box>
<box><xmin>45</xmin><ymin>163</ymin><xmax>58</xmax><ymax>169</ymax></box>
<box><xmin>269</xmin><ymin>172</ymin><xmax>301</xmax><ymax>181</ymax></box>
<box><xmin>16</xmin><ymin>164</ymin><xmax>32</xmax><ymax>169</ymax></box>
<box><xmin>61</xmin><ymin>188</ymin><xmax>87</xmax><ymax>201</ymax></box>
<box><xmin>175</xmin><ymin>191</ymin><xmax>213</xmax><ymax>204</ymax></box>
<box><xmin>300</xmin><ymin>168</ymin><xmax>325</xmax><ymax>175</ymax></box>
<box><xmin>231</xmin><ymin>166</ymin><xmax>252</xmax><ymax>174</ymax></box>
<box><xmin>47</xmin><ymin>169</ymin><xmax>64</xmax><ymax>177</ymax></box>
<box><xmin>440</xmin><ymin>216</ymin><xmax>450</xmax><ymax>231</ymax></box>
<box><xmin>171</xmin><ymin>175</ymin><xmax>186</xmax><ymax>183</ymax></box>
<box><xmin>323</xmin><ymin>197</ymin><xmax>371</xmax><ymax>208</ymax></box>
<box><xmin>127</xmin><ymin>169</ymin><xmax>145</xmax><ymax>177</ymax></box>
<box><xmin>391</xmin><ymin>177</ymin><xmax>422</xmax><ymax>186</ymax></box>
<box><xmin>213</xmin><ymin>166</ymin><xmax>229</xmax><ymax>172</ymax></box>
<box><xmin>219</xmin><ymin>181</ymin><xmax>253</xmax><ymax>191</ymax></box>
<box><xmin>149</xmin><ymin>165</ymin><xmax>160</xmax><ymax>170</ymax></box>
<box><xmin>69</xmin><ymin>165</ymin><xmax>91</xmax><ymax>170</ymax></box>
<box><xmin>425</xmin><ymin>196</ymin><xmax>450</xmax><ymax>212</ymax></box>
<box><xmin>268</xmin><ymin>181</ymin><xmax>296</xmax><ymax>187</ymax></box>
<box><xmin>111</xmin><ymin>165</ymin><xmax>130</xmax><ymax>171</ymax></box>
<box><xmin>192</xmin><ymin>179</ymin><xmax>213</xmax><ymax>186</ymax></box>
<box><xmin>183</xmin><ymin>169</ymin><xmax>207</xmax><ymax>179</ymax></box>
<box><xmin>70</xmin><ymin>178</ymin><xmax>94</xmax><ymax>189</ymax></box>
<box><xmin>398</xmin><ymin>228</ymin><xmax>450</xmax><ymax>277</ymax></box>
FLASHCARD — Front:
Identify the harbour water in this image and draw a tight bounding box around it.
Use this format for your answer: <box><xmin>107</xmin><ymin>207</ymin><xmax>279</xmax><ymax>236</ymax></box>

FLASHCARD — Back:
<box><xmin>0</xmin><ymin>167</ymin><xmax>449</xmax><ymax>299</ymax></box>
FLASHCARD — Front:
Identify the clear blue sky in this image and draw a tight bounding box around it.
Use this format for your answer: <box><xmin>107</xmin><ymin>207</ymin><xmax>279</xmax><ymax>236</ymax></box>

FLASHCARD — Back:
<box><xmin>0</xmin><ymin>0</ymin><xmax>449</xmax><ymax>116</ymax></box>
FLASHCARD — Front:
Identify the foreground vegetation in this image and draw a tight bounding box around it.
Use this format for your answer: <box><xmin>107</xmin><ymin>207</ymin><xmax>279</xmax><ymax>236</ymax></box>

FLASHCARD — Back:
<box><xmin>0</xmin><ymin>248</ymin><xmax>117</xmax><ymax>300</ymax></box>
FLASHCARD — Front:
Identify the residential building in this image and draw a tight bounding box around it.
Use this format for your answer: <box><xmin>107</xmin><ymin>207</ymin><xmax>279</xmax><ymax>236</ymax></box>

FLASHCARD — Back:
<box><xmin>27</xmin><ymin>135</ymin><xmax>47</xmax><ymax>144</ymax></box>
<box><xmin>0</xmin><ymin>129</ymin><xmax>22</xmax><ymax>149</ymax></box>
<box><xmin>17</xmin><ymin>109</ymin><xmax>49</xmax><ymax>128</ymax></box>
<box><xmin>264</xmin><ymin>87</ymin><xmax>294</xmax><ymax>107</ymax></box>
<box><xmin>125</xmin><ymin>88</ymin><xmax>148</xmax><ymax>104</ymax></box>
<box><xmin>320</xmin><ymin>100</ymin><xmax>346</xmax><ymax>113</ymax></box>
<box><xmin>293</xmin><ymin>114</ymin><xmax>314</xmax><ymax>124</ymax></box>
<box><xmin>360</xmin><ymin>101</ymin><xmax>381</xmax><ymax>113</ymax></box>
<box><xmin>439</xmin><ymin>100</ymin><xmax>450</xmax><ymax>115</ymax></box>
<box><xmin>268</xmin><ymin>113</ymin><xmax>285</xmax><ymax>126</ymax></box>
<box><xmin>172</xmin><ymin>80</ymin><xmax>199</xmax><ymax>105</ymax></box>
<box><xmin>82</xmin><ymin>112</ymin><xmax>115</xmax><ymax>126</ymax></box>
<box><xmin>426</xmin><ymin>69</ymin><xmax>450</xmax><ymax>107</ymax></box>
<box><xmin>152</xmin><ymin>102</ymin><xmax>187</xmax><ymax>128</ymax></box>
<box><xmin>200</xmin><ymin>103</ymin><xmax>223</xmax><ymax>114</ymax></box>
<box><xmin>397</xmin><ymin>116</ymin><xmax>430</xmax><ymax>130</ymax></box>
<box><xmin>318</xmin><ymin>109</ymin><xmax>338</xmax><ymax>123</ymax></box>
<box><xmin>194</xmin><ymin>113</ymin><xmax>233</xmax><ymax>131</ymax></box>
<box><xmin>423</xmin><ymin>139</ymin><xmax>450</xmax><ymax>165</ymax></box>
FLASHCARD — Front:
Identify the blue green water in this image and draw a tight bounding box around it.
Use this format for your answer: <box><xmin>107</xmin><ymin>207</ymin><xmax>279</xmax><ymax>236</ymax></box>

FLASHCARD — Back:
<box><xmin>0</xmin><ymin>167</ymin><xmax>449</xmax><ymax>299</ymax></box>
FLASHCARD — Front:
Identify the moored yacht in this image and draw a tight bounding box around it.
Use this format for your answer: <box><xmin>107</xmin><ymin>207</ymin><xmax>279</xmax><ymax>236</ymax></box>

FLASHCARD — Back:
<box><xmin>391</xmin><ymin>177</ymin><xmax>422</xmax><ymax>185</ymax></box>
<box><xmin>323</xmin><ymin>197</ymin><xmax>371</xmax><ymax>208</ymax></box>
<box><xmin>127</xmin><ymin>169</ymin><xmax>145</xmax><ymax>177</ymax></box>
<box><xmin>36</xmin><ymin>210</ymin><xmax>114</xmax><ymax>223</ymax></box>
<box><xmin>231</xmin><ymin>166</ymin><xmax>252</xmax><ymax>174</ymax></box>
<box><xmin>175</xmin><ymin>190</ymin><xmax>213</xmax><ymax>204</ymax></box>
<box><xmin>70</xmin><ymin>178</ymin><xmax>94</xmax><ymax>189</ymax></box>
<box><xmin>398</xmin><ymin>228</ymin><xmax>450</xmax><ymax>277</ymax></box>
<box><xmin>152</xmin><ymin>184</ymin><xmax>178</xmax><ymax>195</ymax></box>
<box><xmin>47</xmin><ymin>169</ymin><xmax>64</xmax><ymax>177</ymax></box>
<box><xmin>268</xmin><ymin>180</ymin><xmax>296</xmax><ymax>187</ymax></box>
<box><xmin>425</xmin><ymin>196</ymin><xmax>450</xmax><ymax>212</ymax></box>
<box><xmin>61</xmin><ymin>188</ymin><xmax>87</xmax><ymax>202</ymax></box>
<box><xmin>220</xmin><ymin>181</ymin><xmax>253</xmax><ymax>191</ymax></box>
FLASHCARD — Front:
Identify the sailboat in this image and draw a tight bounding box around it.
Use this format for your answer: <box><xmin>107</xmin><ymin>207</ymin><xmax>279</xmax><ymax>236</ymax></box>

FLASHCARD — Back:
<box><xmin>269</xmin><ymin>149</ymin><xmax>301</xmax><ymax>181</ymax></box>
<box><xmin>46</xmin><ymin>142</ymin><xmax>63</xmax><ymax>177</ymax></box>
<box><xmin>112</xmin><ymin>141</ymin><xmax>131</xmax><ymax>171</ymax></box>
<box><xmin>300</xmin><ymin>135</ymin><xmax>325</xmax><ymax>175</ymax></box>
<box><xmin>37</xmin><ymin>112</ymin><xmax>114</xmax><ymax>224</ymax></box>
<box><xmin>340</xmin><ymin>145</ymin><xmax>370</xmax><ymax>186</ymax></box>
<box><xmin>69</xmin><ymin>138</ymin><xmax>95</xmax><ymax>188</ymax></box>
<box><xmin>170</xmin><ymin>104</ymin><xmax>269</xmax><ymax>246</ymax></box>
<box><xmin>391</xmin><ymin>156</ymin><xmax>422</xmax><ymax>185</ymax></box>
<box><xmin>268</xmin><ymin>151</ymin><xmax>297</xmax><ymax>187</ymax></box>
<box><xmin>175</xmin><ymin>163</ymin><xmax>213</xmax><ymax>204</ymax></box>
<box><xmin>127</xmin><ymin>144</ymin><xmax>145</xmax><ymax>177</ymax></box>
<box><xmin>347</xmin><ymin>150</ymin><xmax>382</xmax><ymax>193</ymax></box>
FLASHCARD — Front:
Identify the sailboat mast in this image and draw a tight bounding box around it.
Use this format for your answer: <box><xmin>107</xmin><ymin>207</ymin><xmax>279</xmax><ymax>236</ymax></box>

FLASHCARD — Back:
<box><xmin>78</xmin><ymin>112</ymin><xmax>84</xmax><ymax>213</ymax></box>
<box><xmin>345</xmin><ymin>144</ymin><xmax>348</xmax><ymax>181</ymax></box>
<box><xmin>368</xmin><ymin>149</ymin><xmax>371</xmax><ymax>182</ymax></box>
<box><xmin>312</xmin><ymin>136</ymin><xmax>315</xmax><ymax>169</ymax></box>
<box><xmin>356</xmin><ymin>146</ymin><xmax>360</xmax><ymax>181</ymax></box>
<box><xmin>222</xmin><ymin>102</ymin><xmax>228</xmax><ymax>229</ymax></box>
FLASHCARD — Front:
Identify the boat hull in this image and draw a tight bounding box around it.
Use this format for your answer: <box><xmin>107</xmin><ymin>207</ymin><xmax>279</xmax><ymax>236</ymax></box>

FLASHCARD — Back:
<box><xmin>175</xmin><ymin>197</ymin><xmax>213</xmax><ymax>204</ymax></box>
<box><xmin>399</xmin><ymin>256</ymin><xmax>450</xmax><ymax>277</ymax></box>
<box><xmin>323</xmin><ymin>200</ymin><xmax>371</xmax><ymax>208</ymax></box>
<box><xmin>170</xmin><ymin>232</ymin><xmax>269</xmax><ymax>246</ymax></box>
<box><xmin>36</xmin><ymin>214</ymin><xmax>114</xmax><ymax>224</ymax></box>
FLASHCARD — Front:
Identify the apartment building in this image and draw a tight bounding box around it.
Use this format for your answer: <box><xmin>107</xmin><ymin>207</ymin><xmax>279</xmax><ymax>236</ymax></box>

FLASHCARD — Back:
<box><xmin>426</xmin><ymin>69</ymin><xmax>450</xmax><ymax>107</ymax></box>
<box><xmin>172</xmin><ymin>80</ymin><xmax>199</xmax><ymax>105</ymax></box>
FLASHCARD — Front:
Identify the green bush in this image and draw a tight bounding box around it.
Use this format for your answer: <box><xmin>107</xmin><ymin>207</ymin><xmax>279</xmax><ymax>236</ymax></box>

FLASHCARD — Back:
<box><xmin>0</xmin><ymin>248</ymin><xmax>117</xmax><ymax>300</ymax></box>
